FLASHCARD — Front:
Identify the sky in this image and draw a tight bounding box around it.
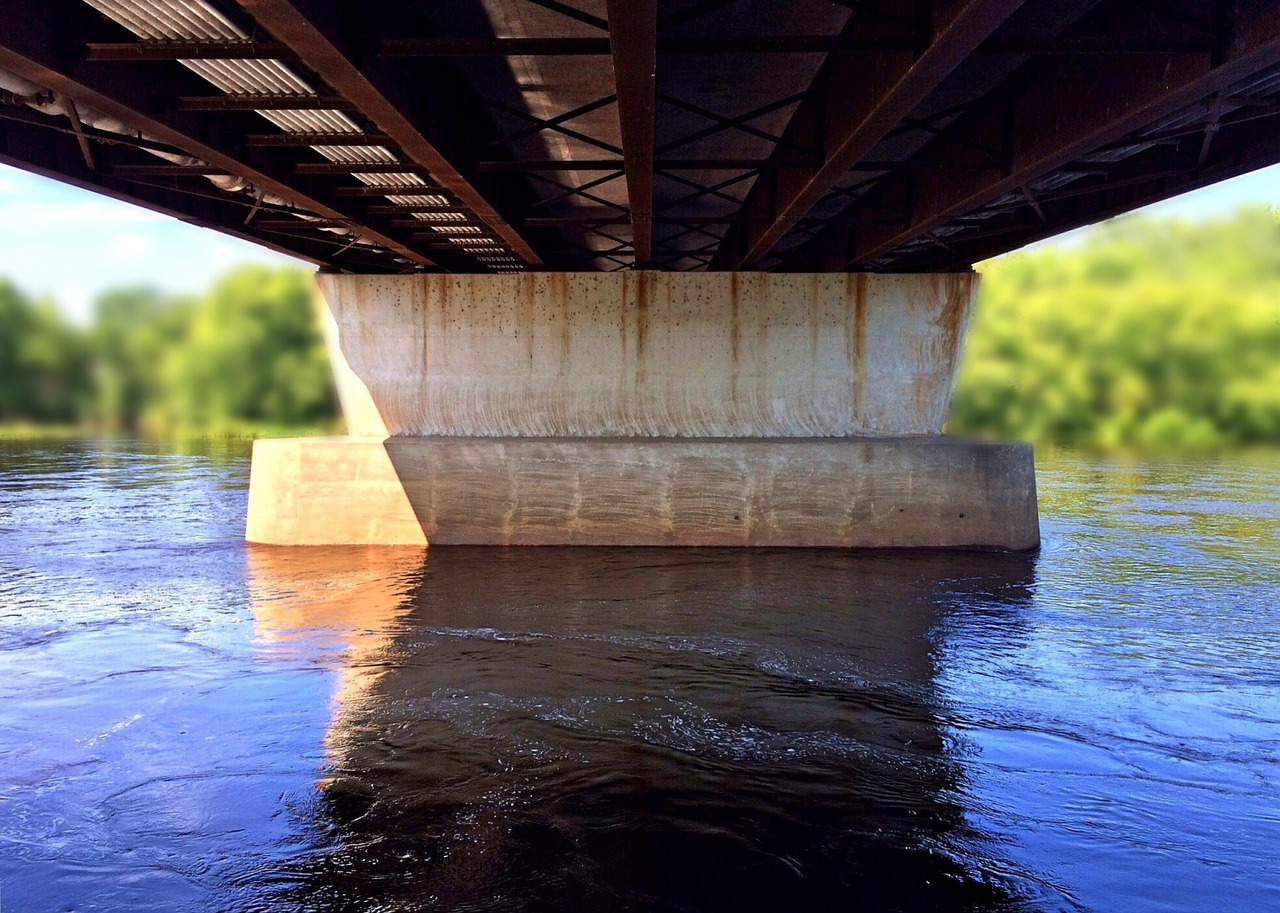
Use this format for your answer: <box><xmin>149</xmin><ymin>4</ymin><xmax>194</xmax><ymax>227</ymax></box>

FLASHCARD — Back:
<box><xmin>1</xmin><ymin>159</ymin><xmax>1278</xmax><ymax>323</ymax></box>
<box><xmin>0</xmin><ymin>164</ymin><xmax>304</xmax><ymax>323</ymax></box>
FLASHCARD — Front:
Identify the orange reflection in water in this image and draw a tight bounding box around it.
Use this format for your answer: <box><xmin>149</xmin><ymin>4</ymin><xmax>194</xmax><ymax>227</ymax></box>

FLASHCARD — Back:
<box><xmin>247</xmin><ymin>544</ymin><xmax>427</xmax><ymax>759</ymax></box>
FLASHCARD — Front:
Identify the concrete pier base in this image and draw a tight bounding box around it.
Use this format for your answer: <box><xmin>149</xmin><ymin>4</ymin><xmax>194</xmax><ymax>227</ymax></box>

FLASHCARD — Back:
<box><xmin>246</xmin><ymin>436</ymin><xmax>1038</xmax><ymax>549</ymax></box>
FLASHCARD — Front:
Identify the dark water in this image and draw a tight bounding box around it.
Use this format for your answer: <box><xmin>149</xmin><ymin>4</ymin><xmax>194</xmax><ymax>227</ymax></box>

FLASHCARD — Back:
<box><xmin>1</xmin><ymin>441</ymin><xmax>1277</xmax><ymax>912</ymax></box>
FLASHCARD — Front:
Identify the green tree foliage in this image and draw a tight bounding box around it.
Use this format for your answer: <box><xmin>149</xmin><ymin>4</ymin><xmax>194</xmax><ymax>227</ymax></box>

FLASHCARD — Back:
<box><xmin>0</xmin><ymin>279</ymin><xmax>91</xmax><ymax>423</ymax></box>
<box><xmin>0</xmin><ymin>265</ymin><xmax>336</xmax><ymax>434</ymax></box>
<box><xmin>91</xmin><ymin>286</ymin><xmax>192</xmax><ymax>430</ymax></box>
<box><xmin>950</xmin><ymin>207</ymin><xmax>1280</xmax><ymax>448</ymax></box>
<box><xmin>161</xmin><ymin>266</ymin><xmax>336</xmax><ymax>433</ymax></box>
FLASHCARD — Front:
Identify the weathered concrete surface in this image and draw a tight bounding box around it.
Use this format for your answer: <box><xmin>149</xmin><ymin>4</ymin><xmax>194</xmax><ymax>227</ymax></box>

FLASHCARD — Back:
<box><xmin>250</xmin><ymin>271</ymin><xmax>1036</xmax><ymax>549</ymax></box>
<box><xmin>246</xmin><ymin>436</ymin><xmax>1038</xmax><ymax>549</ymax></box>
<box><xmin>318</xmin><ymin>271</ymin><xmax>976</xmax><ymax>438</ymax></box>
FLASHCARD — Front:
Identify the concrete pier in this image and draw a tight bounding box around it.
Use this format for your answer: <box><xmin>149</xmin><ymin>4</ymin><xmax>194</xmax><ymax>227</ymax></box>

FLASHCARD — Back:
<box><xmin>246</xmin><ymin>272</ymin><xmax>1038</xmax><ymax>549</ymax></box>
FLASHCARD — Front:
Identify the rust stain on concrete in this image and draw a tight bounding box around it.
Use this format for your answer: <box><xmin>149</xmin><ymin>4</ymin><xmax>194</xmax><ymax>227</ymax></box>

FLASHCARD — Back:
<box><xmin>633</xmin><ymin>271</ymin><xmax>650</xmax><ymax>387</ymax></box>
<box><xmin>519</xmin><ymin>272</ymin><xmax>536</xmax><ymax>365</ymax></box>
<box><xmin>634</xmin><ymin>270</ymin><xmax>650</xmax><ymax>361</ymax></box>
<box><xmin>555</xmin><ymin>277</ymin><xmax>571</xmax><ymax>367</ymax></box>
<box><xmin>729</xmin><ymin>272</ymin><xmax>740</xmax><ymax>365</ymax></box>
<box><xmin>437</xmin><ymin>275</ymin><xmax>450</xmax><ymax>324</ymax></box>
<box><xmin>932</xmin><ymin>272</ymin><xmax>974</xmax><ymax>366</ymax></box>
<box><xmin>809</xmin><ymin>275</ymin><xmax>822</xmax><ymax>361</ymax></box>
<box><xmin>852</xmin><ymin>273</ymin><xmax>867</xmax><ymax>422</ymax></box>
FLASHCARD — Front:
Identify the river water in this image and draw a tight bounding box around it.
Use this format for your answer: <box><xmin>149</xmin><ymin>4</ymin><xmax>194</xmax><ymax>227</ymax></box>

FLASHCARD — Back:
<box><xmin>0</xmin><ymin>440</ymin><xmax>1276</xmax><ymax>912</ymax></box>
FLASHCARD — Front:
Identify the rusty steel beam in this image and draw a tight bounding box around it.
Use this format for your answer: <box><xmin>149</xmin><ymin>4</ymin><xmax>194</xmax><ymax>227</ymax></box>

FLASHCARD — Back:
<box><xmin>981</xmin><ymin>35</ymin><xmax>1215</xmax><ymax>54</ymax></box>
<box><xmin>234</xmin><ymin>0</ymin><xmax>543</xmax><ymax>266</ymax></box>
<box><xmin>525</xmin><ymin>0</ymin><xmax>609</xmax><ymax>31</ymax></box>
<box><xmin>0</xmin><ymin>5</ymin><xmax>439</xmax><ymax>269</ymax></box>
<box><xmin>478</xmin><ymin>158</ymin><xmax>837</xmax><ymax>172</ymax></box>
<box><xmin>378</xmin><ymin>36</ymin><xmax>925</xmax><ymax>57</ymax></box>
<box><xmin>294</xmin><ymin>162</ymin><xmax>431</xmax><ymax>175</ymax></box>
<box><xmin>253</xmin><ymin>217</ymin><xmax>352</xmax><ymax>229</ymax></box>
<box><xmin>892</xmin><ymin>108</ymin><xmax>1280</xmax><ymax>270</ymax></box>
<box><xmin>370</xmin><ymin>204</ymin><xmax>471</xmax><ymax>215</ymax></box>
<box><xmin>377</xmin><ymin>34</ymin><xmax>1214</xmax><ymax>59</ymax></box>
<box><xmin>0</xmin><ymin>107</ymin><xmax>342</xmax><ymax>268</ymax></box>
<box><xmin>382</xmin><ymin>37</ymin><xmax>611</xmax><ymax>57</ymax></box>
<box><xmin>244</xmin><ymin>131</ymin><xmax>398</xmax><ymax>148</ymax></box>
<box><xmin>387</xmin><ymin>219</ymin><xmax>480</xmax><ymax>229</ymax></box>
<box><xmin>176</xmin><ymin>94</ymin><xmax>355</xmax><ymax>111</ymax></box>
<box><xmin>812</xmin><ymin>0</ymin><xmax>1280</xmax><ymax>269</ymax></box>
<box><xmin>711</xmin><ymin>0</ymin><xmax>1027</xmax><ymax>270</ymax></box>
<box><xmin>108</xmin><ymin>164</ymin><xmax>232</xmax><ymax>176</ymax></box>
<box><xmin>524</xmin><ymin>215</ymin><xmax>744</xmax><ymax>227</ymax></box>
<box><xmin>605</xmin><ymin>0</ymin><xmax>657</xmax><ymax>265</ymax></box>
<box><xmin>86</xmin><ymin>40</ymin><xmax>296</xmax><ymax>60</ymax></box>
<box><xmin>334</xmin><ymin>185</ymin><xmax>445</xmax><ymax>197</ymax></box>
<box><xmin>59</xmin><ymin>95</ymin><xmax>95</xmax><ymax>170</ymax></box>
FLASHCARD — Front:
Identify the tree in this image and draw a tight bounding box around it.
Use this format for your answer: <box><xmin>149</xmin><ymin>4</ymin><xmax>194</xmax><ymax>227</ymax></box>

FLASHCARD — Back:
<box><xmin>0</xmin><ymin>279</ymin><xmax>90</xmax><ymax>423</ymax></box>
<box><xmin>949</xmin><ymin>207</ymin><xmax>1280</xmax><ymax>448</ymax></box>
<box><xmin>162</xmin><ymin>266</ymin><xmax>336</xmax><ymax>431</ymax></box>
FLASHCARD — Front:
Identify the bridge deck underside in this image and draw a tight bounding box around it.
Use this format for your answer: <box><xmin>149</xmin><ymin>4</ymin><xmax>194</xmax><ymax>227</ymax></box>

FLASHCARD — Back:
<box><xmin>1</xmin><ymin>0</ymin><xmax>1278</xmax><ymax>275</ymax></box>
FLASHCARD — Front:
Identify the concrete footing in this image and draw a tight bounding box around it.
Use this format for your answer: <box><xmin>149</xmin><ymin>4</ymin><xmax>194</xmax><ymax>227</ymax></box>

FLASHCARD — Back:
<box><xmin>246</xmin><ymin>436</ymin><xmax>1039</xmax><ymax>549</ymax></box>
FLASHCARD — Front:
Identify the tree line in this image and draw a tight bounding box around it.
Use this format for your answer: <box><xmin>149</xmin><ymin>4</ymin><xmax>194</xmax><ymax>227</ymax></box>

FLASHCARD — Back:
<box><xmin>948</xmin><ymin>206</ymin><xmax>1280</xmax><ymax>448</ymax></box>
<box><xmin>0</xmin><ymin>265</ymin><xmax>335</xmax><ymax>434</ymax></box>
<box><xmin>1</xmin><ymin>208</ymin><xmax>1278</xmax><ymax>446</ymax></box>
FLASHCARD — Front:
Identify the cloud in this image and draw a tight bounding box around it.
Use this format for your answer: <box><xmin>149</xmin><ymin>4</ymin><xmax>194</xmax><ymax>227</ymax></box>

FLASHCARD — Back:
<box><xmin>0</xmin><ymin>178</ymin><xmax>15</xmax><ymax>194</ymax></box>
<box><xmin>106</xmin><ymin>232</ymin><xmax>157</xmax><ymax>260</ymax></box>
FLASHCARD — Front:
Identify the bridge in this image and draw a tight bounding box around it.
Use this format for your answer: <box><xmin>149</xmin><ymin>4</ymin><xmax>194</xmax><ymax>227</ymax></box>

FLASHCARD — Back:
<box><xmin>2</xmin><ymin>0</ymin><xmax>1277</xmax><ymax>547</ymax></box>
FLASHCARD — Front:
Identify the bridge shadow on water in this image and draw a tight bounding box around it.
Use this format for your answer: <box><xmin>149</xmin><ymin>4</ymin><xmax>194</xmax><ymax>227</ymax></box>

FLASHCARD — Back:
<box><xmin>247</xmin><ymin>546</ymin><xmax>1040</xmax><ymax>913</ymax></box>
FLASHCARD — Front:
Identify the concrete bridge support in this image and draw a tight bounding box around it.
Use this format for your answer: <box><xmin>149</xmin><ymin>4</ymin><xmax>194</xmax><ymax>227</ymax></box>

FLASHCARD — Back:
<box><xmin>246</xmin><ymin>272</ymin><xmax>1037</xmax><ymax>548</ymax></box>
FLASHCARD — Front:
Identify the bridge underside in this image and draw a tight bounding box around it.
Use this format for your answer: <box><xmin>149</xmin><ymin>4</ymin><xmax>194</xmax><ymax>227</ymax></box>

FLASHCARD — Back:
<box><xmin>2</xmin><ymin>0</ymin><xmax>1279</xmax><ymax>273</ymax></box>
<box><xmin>4</xmin><ymin>0</ymin><xmax>1278</xmax><ymax>548</ymax></box>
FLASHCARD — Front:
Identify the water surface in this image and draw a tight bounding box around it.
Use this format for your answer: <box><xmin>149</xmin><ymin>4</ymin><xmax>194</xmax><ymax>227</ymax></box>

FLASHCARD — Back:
<box><xmin>1</xmin><ymin>440</ymin><xmax>1277</xmax><ymax>911</ymax></box>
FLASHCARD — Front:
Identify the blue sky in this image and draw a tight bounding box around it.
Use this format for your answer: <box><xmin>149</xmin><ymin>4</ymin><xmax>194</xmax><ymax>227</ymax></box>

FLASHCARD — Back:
<box><xmin>1</xmin><ymin>160</ymin><xmax>1278</xmax><ymax>323</ymax></box>
<box><xmin>0</xmin><ymin>164</ymin><xmax>303</xmax><ymax>323</ymax></box>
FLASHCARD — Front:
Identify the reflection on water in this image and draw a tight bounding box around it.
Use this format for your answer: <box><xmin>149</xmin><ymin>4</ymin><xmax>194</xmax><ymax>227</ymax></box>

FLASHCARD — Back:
<box><xmin>0</xmin><ymin>440</ymin><xmax>1278</xmax><ymax>912</ymax></box>
<box><xmin>249</xmin><ymin>547</ymin><xmax>1037</xmax><ymax>912</ymax></box>
<box><xmin>248</xmin><ymin>546</ymin><xmax>426</xmax><ymax>763</ymax></box>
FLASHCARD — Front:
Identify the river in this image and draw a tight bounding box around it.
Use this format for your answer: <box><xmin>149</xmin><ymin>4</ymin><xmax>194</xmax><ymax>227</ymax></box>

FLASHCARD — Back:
<box><xmin>0</xmin><ymin>440</ymin><xmax>1277</xmax><ymax>912</ymax></box>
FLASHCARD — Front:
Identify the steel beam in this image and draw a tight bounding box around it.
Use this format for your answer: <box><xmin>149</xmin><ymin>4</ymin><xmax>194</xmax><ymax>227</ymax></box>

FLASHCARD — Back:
<box><xmin>886</xmin><ymin>108</ymin><xmax>1280</xmax><ymax>270</ymax></box>
<box><xmin>0</xmin><ymin>108</ymin><xmax>342</xmax><ymax>268</ymax></box>
<box><xmin>378</xmin><ymin>36</ymin><xmax>924</xmax><ymax>57</ymax></box>
<box><xmin>478</xmin><ymin>158</ymin><xmax>824</xmax><ymax>172</ymax></box>
<box><xmin>387</xmin><ymin>219</ymin><xmax>480</xmax><ymax>228</ymax></box>
<box><xmin>244</xmin><ymin>132</ymin><xmax>398</xmax><ymax>148</ymax></box>
<box><xmin>606</xmin><ymin>0</ymin><xmax>657</xmax><ymax>264</ymax></box>
<box><xmin>808</xmin><ymin>0</ymin><xmax>1280</xmax><ymax>269</ymax></box>
<box><xmin>107</xmin><ymin>164</ymin><xmax>232</xmax><ymax>177</ymax></box>
<box><xmin>294</xmin><ymin>162</ymin><xmax>431</xmax><ymax>175</ymax></box>
<box><xmin>86</xmin><ymin>41</ymin><xmax>296</xmax><ymax>60</ymax></box>
<box><xmin>711</xmin><ymin>0</ymin><xmax>1027</xmax><ymax>270</ymax></box>
<box><xmin>0</xmin><ymin>2</ymin><xmax>438</xmax><ymax>269</ymax></box>
<box><xmin>176</xmin><ymin>94</ymin><xmax>356</xmax><ymax>111</ymax></box>
<box><xmin>234</xmin><ymin>0</ymin><xmax>543</xmax><ymax>265</ymax></box>
<box><xmin>335</xmin><ymin>185</ymin><xmax>444</xmax><ymax>197</ymax></box>
<box><xmin>375</xmin><ymin>34</ymin><xmax>1216</xmax><ymax>58</ymax></box>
